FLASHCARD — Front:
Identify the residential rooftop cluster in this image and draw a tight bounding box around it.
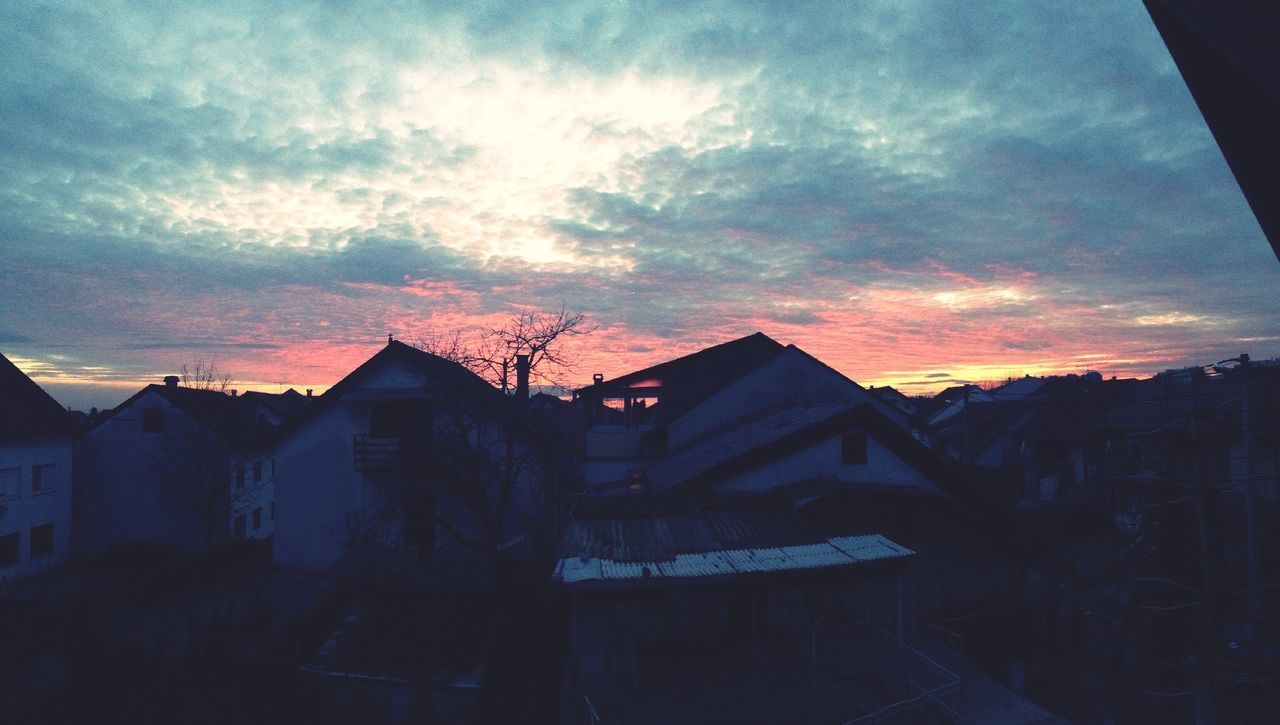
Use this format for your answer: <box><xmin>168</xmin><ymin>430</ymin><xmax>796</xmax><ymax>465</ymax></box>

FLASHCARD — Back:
<box><xmin>2</xmin><ymin>335</ymin><xmax>1277</xmax><ymax>722</ymax></box>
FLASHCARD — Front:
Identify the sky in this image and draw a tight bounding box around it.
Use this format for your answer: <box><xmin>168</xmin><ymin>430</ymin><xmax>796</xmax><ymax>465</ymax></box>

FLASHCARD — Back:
<box><xmin>2</xmin><ymin>1</ymin><xmax>1278</xmax><ymax>411</ymax></box>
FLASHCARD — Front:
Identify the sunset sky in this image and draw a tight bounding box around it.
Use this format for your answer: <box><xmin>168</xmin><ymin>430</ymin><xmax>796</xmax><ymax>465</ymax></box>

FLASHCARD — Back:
<box><xmin>3</xmin><ymin>1</ymin><xmax>1278</xmax><ymax>411</ymax></box>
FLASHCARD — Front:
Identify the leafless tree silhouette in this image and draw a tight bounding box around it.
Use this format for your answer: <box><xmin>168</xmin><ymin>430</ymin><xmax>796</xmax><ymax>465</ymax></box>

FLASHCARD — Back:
<box><xmin>417</xmin><ymin>307</ymin><xmax>594</xmax><ymax>394</ymax></box>
<box><xmin>180</xmin><ymin>359</ymin><xmax>232</xmax><ymax>393</ymax></box>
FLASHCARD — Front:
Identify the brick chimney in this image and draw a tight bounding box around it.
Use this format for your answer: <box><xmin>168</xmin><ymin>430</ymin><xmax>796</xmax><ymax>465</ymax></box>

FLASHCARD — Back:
<box><xmin>515</xmin><ymin>354</ymin><xmax>530</xmax><ymax>400</ymax></box>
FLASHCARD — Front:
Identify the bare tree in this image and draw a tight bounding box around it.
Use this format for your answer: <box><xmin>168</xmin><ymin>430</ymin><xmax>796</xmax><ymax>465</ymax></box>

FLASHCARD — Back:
<box><xmin>180</xmin><ymin>359</ymin><xmax>232</xmax><ymax>393</ymax></box>
<box><xmin>417</xmin><ymin>307</ymin><xmax>594</xmax><ymax>394</ymax></box>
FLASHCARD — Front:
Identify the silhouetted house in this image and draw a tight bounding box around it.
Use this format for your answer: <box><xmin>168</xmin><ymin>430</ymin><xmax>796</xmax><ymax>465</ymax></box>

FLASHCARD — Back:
<box><xmin>227</xmin><ymin>389</ymin><xmax>311</xmax><ymax>542</ymax></box>
<box><xmin>76</xmin><ymin>378</ymin><xmax>293</xmax><ymax>556</ymax></box>
<box><xmin>917</xmin><ymin>384</ymin><xmax>994</xmax><ymax>428</ymax></box>
<box><xmin>577</xmin><ymin>332</ymin><xmax>908</xmax><ymax>491</ymax></box>
<box><xmin>559</xmin><ymin>338</ymin><xmax>1049</xmax><ymax>721</ymax></box>
<box><xmin>270</xmin><ymin>340</ymin><xmax>551</xmax><ymax>578</ymax></box>
<box><xmin>269</xmin><ymin>341</ymin><xmax>566</xmax><ymax>722</ymax></box>
<box><xmin>868</xmin><ymin>384</ymin><xmax>919</xmax><ymax>416</ymax></box>
<box><xmin>0</xmin><ymin>353</ymin><xmax>78</xmax><ymax>582</ymax></box>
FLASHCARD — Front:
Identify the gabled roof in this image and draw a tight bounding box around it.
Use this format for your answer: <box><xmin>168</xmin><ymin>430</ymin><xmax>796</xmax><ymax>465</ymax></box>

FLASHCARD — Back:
<box><xmin>264</xmin><ymin>340</ymin><xmax>502</xmax><ymax>446</ymax></box>
<box><xmin>241</xmin><ymin>389</ymin><xmax>311</xmax><ymax>422</ymax></box>
<box><xmin>576</xmin><ymin>332</ymin><xmax>786</xmax><ymax>423</ymax></box>
<box><xmin>93</xmin><ymin>383</ymin><xmax>254</xmax><ymax>445</ymax></box>
<box><xmin>932</xmin><ymin>400</ymin><xmax>1039</xmax><ymax>457</ymax></box>
<box><xmin>579</xmin><ymin>401</ymin><xmax>1045</xmax><ymax>559</ymax></box>
<box><xmin>0</xmin><ymin>352</ymin><xmax>78</xmax><ymax>441</ymax></box>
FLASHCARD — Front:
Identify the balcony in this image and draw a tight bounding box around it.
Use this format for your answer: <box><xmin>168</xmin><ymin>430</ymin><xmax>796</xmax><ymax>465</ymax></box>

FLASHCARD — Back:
<box><xmin>353</xmin><ymin>434</ymin><xmax>400</xmax><ymax>472</ymax></box>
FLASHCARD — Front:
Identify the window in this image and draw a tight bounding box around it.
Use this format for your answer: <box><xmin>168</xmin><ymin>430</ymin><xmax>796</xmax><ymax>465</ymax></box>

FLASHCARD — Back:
<box><xmin>841</xmin><ymin>430</ymin><xmax>868</xmax><ymax>465</ymax></box>
<box><xmin>253</xmin><ymin>462</ymin><xmax>262</xmax><ymax>482</ymax></box>
<box><xmin>142</xmin><ymin>408</ymin><xmax>165</xmax><ymax>433</ymax></box>
<box><xmin>30</xmin><ymin>523</ymin><xmax>53</xmax><ymax>557</ymax></box>
<box><xmin>0</xmin><ymin>532</ymin><xmax>18</xmax><ymax>567</ymax></box>
<box><xmin>235</xmin><ymin>464</ymin><xmax>245</xmax><ymax>489</ymax></box>
<box><xmin>234</xmin><ymin>515</ymin><xmax>246</xmax><ymax>539</ymax></box>
<box><xmin>0</xmin><ymin>467</ymin><xmax>19</xmax><ymax>499</ymax></box>
<box><xmin>31</xmin><ymin>464</ymin><xmax>55</xmax><ymax>493</ymax></box>
<box><xmin>252</xmin><ymin>507</ymin><xmax>262</xmax><ymax>530</ymax></box>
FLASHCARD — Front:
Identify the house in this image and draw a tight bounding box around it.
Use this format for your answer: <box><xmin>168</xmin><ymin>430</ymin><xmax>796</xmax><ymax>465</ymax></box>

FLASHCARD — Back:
<box><xmin>0</xmin><ymin>353</ymin><xmax>78</xmax><ymax>583</ymax></box>
<box><xmin>916</xmin><ymin>384</ymin><xmax>995</xmax><ymax>428</ymax></box>
<box><xmin>557</xmin><ymin>337</ymin><xmax>1052</xmax><ymax>721</ymax></box>
<box><xmin>270</xmin><ymin>340</ymin><xmax>551</xmax><ymax>578</ymax></box>
<box><xmin>227</xmin><ymin>389</ymin><xmax>311</xmax><ymax>542</ymax></box>
<box><xmin>576</xmin><ymin>332</ymin><xmax>909</xmax><ymax>491</ymax></box>
<box><xmin>266</xmin><ymin>340</ymin><xmax>567</xmax><ymax>722</ymax></box>
<box><xmin>76</xmin><ymin>377</ymin><xmax>298</xmax><ymax>556</ymax></box>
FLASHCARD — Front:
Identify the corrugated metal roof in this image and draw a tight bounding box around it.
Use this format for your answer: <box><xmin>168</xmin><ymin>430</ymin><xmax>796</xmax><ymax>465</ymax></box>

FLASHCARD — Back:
<box><xmin>559</xmin><ymin>507</ymin><xmax>825</xmax><ymax>563</ymax></box>
<box><xmin>555</xmin><ymin>533</ymin><xmax>913</xmax><ymax>586</ymax></box>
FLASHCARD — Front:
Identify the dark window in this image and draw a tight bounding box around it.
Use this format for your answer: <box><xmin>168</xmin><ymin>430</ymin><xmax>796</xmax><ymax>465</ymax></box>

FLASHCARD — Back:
<box><xmin>235</xmin><ymin>464</ymin><xmax>245</xmax><ymax>489</ymax></box>
<box><xmin>1</xmin><ymin>467</ymin><xmax>20</xmax><ymax>499</ymax></box>
<box><xmin>30</xmin><ymin>523</ymin><xmax>53</xmax><ymax>557</ymax></box>
<box><xmin>253</xmin><ymin>462</ymin><xmax>262</xmax><ymax>482</ymax></box>
<box><xmin>0</xmin><ymin>532</ymin><xmax>18</xmax><ymax>567</ymax></box>
<box><xmin>234</xmin><ymin>515</ymin><xmax>246</xmax><ymax>539</ymax></box>
<box><xmin>370</xmin><ymin>401</ymin><xmax>433</xmax><ymax>439</ymax></box>
<box><xmin>31</xmin><ymin>464</ymin><xmax>55</xmax><ymax>493</ymax></box>
<box><xmin>842</xmin><ymin>431</ymin><xmax>868</xmax><ymax>465</ymax></box>
<box><xmin>142</xmin><ymin>408</ymin><xmax>165</xmax><ymax>433</ymax></box>
<box><xmin>252</xmin><ymin>507</ymin><xmax>262</xmax><ymax>530</ymax></box>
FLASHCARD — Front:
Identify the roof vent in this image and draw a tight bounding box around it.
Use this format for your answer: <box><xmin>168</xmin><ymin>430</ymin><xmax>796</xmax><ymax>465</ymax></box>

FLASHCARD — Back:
<box><xmin>163</xmin><ymin>375</ymin><xmax>179</xmax><ymax>387</ymax></box>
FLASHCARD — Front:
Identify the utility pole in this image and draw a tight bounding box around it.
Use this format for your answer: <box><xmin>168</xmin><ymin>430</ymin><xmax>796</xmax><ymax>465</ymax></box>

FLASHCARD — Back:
<box><xmin>1237</xmin><ymin>356</ymin><xmax>1261</xmax><ymax>628</ymax></box>
<box><xmin>1189</xmin><ymin>370</ymin><xmax>1217</xmax><ymax>725</ymax></box>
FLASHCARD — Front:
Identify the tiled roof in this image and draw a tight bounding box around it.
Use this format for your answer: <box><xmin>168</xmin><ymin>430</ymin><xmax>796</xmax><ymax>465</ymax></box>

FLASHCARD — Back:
<box><xmin>0</xmin><ymin>352</ymin><xmax>78</xmax><ymax>441</ymax></box>
<box><xmin>576</xmin><ymin>332</ymin><xmax>786</xmax><ymax>423</ymax></box>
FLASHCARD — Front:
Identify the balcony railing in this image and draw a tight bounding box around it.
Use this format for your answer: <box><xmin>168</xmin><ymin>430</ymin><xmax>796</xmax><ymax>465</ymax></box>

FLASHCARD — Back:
<box><xmin>353</xmin><ymin>434</ymin><xmax>400</xmax><ymax>472</ymax></box>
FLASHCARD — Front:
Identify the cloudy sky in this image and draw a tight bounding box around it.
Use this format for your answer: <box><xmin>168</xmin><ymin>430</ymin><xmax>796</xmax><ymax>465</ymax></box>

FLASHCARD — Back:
<box><xmin>3</xmin><ymin>1</ymin><xmax>1277</xmax><ymax>410</ymax></box>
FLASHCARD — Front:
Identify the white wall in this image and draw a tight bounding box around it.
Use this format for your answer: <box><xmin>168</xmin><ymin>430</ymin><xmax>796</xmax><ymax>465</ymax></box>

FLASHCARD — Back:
<box><xmin>77</xmin><ymin>389</ymin><xmax>227</xmax><ymax>556</ymax></box>
<box><xmin>708</xmin><ymin>434</ymin><xmax>943</xmax><ymax>497</ymax></box>
<box><xmin>272</xmin><ymin>401</ymin><xmax>364</xmax><ymax>571</ymax></box>
<box><xmin>0</xmin><ymin>437</ymin><xmax>74</xmax><ymax>582</ymax></box>
<box><xmin>229</xmin><ymin>455</ymin><xmax>275</xmax><ymax>540</ymax></box>
<box><xmin>272</xmin><ymin>361</ymin><xmax>546</xmax><ymax>574</ymax></box>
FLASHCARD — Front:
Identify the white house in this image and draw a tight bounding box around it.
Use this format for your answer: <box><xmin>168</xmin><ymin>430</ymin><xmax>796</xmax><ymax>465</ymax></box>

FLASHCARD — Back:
<box><xmin>77</xmin><ymin>377</ymin><xmax>298</xmax><ymax>556</ymax></box>
<box><xmin>0</xmin><ymin>353</ymin><xmax>78</xmax><ymax>583</ymax></box>
<box><xmin>228</xmin><ymin>390</ymin><xmax>310</xmax><ymax>542</ymax></box>
<box><xmin>577</xmin><ymin>333</ymin><xmax>909</xmax><ymax>490</ymax></box>
<box><xmin>271</xmin><ymin>340</ymin><xmax>548</xmax><ymax>577</ymax></box>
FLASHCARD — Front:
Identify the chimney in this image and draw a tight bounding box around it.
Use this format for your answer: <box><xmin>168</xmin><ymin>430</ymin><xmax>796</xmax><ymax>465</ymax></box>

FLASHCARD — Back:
<box><xmin>515</xmin><ymin>354</ymin><xmax>530</xmax><ymax>400</ymax></box>
<box><xmin>592</xmin><ymin>373</ymin><xmax>604</xmax><ymax>385</ymax></box>
<box><xmin>230</xmin><ymin>390</ymin><xmax>237</xmax><ymax>397</ymax></box>
<box><xmin>163</xmin><ymin>375</ymin><xmax>179</xmax><ymax>388</ymax></box>
<box><xmin>388</xmin><ymin>333</ymin><xmax>394</xmax><ymax>344</ymax></box>
<box><xmin>306</xmin><ymin>389</ymin><xmax>313</xmax><ymax>398</ymax></box>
